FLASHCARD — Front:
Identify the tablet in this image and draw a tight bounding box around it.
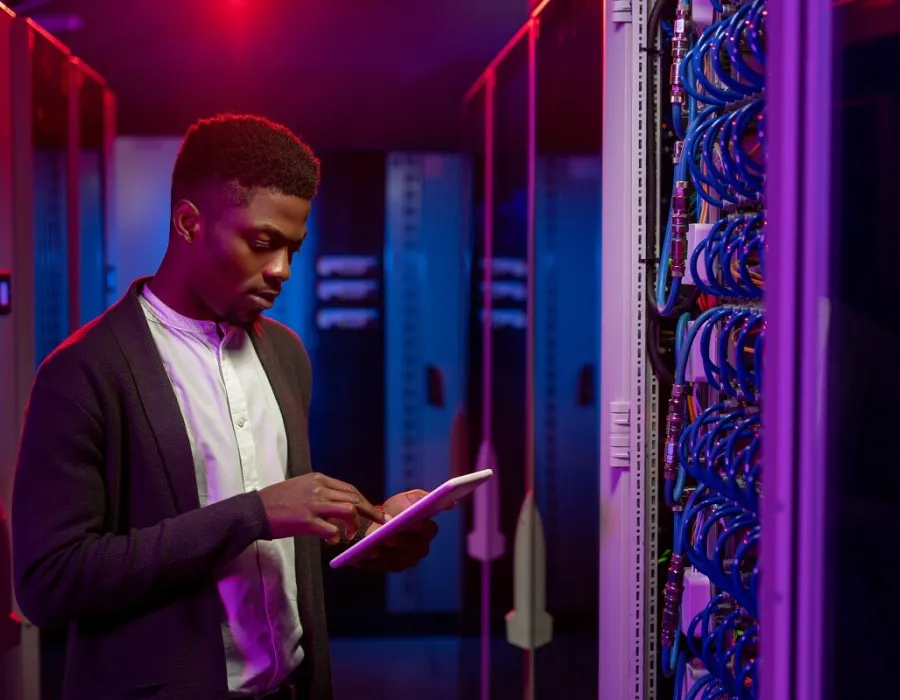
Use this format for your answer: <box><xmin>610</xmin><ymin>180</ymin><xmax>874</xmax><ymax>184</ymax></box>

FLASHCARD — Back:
<box><xmin>329</xmin><ymin>469</ymin><xmax>494</xmax><ymax>569</ymax></box>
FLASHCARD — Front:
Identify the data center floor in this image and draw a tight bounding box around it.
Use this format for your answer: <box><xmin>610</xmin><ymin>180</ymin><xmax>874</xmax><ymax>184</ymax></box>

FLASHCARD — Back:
<box><xmin>332</xmin><ymin>635</ymin><xmax>598</xmax><ymax>700</ymax></box>
<box><xmin>38</xmin><ymin>634</ymin><xmax>597</xmax><ymax>698</ymax></box>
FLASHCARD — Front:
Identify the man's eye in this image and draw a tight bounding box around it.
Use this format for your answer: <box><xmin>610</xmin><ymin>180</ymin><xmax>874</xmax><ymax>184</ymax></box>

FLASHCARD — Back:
<box><xmin>249</xmin><ymin>240</ymin><xmax>271</xmax><ymax>251</ymax></box>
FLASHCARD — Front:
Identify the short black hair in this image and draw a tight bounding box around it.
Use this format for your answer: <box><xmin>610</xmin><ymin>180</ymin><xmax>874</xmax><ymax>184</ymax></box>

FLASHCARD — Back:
<box><xmin>171</xmin><ymin>113</ymin><xmax>321</xmax><ymax>209</ymax></box>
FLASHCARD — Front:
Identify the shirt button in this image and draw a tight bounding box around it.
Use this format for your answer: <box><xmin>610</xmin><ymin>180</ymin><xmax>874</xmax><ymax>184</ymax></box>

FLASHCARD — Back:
<box><xmin>237</xmin><ymin>418</ymin><xmax>246</xmax><ymax>428</ymax></box>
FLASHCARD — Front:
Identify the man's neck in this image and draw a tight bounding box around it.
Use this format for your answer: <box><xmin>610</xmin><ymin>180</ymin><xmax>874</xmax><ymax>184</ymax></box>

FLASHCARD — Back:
<box><xmin>148</xmin><ymin>258</ymin><xmax>218</xmax><ymax>322</ymax></box>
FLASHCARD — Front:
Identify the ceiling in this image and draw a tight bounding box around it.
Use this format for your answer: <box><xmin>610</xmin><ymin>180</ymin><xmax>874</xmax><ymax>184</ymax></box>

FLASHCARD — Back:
<box><xmin>9</xmin><ymin>0</ymin><xmax>529</xmax><ymax>150</ymax></box>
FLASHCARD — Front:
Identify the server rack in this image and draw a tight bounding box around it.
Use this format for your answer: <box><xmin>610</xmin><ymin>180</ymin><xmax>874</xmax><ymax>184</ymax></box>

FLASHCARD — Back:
<box><xmin>383</xmin><ymin>153</ymin><xmax>469</xmax><ymax>615</ymax></box>
<box><xmin>0</xmin><ymin>8</ymin><xmax>115</xmax><ymax>697</ymax></box>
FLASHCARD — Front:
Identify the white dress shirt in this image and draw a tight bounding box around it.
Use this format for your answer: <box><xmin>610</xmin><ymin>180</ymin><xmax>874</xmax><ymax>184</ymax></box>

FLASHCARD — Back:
<box><xmin>140</xmin><ymin>285</ymin><xmax>304</xmax><ymax>696</ymax></box>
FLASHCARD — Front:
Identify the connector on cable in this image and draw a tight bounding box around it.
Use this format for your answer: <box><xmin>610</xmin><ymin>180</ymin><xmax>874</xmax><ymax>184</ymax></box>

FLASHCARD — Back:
<box><xmin>664</xmin><ymin>383</ymin><xmax>687</xmax><ymax>485</ymax></box>
<box><xmin>661</xmin><ymin>552</ymin><xmax>687</xmax><ymax>649</ymax></box>
<box><xmin>723</xmin><ymin>397</ymin><xmax>742</xmax><ymax>412</ymax></box>
<box><xmin>681</xmin><ymin>568</ymin><xmax>712</xmax><ymax>637</ymax></box>
<box><xmin>720</xmin><ymin>2</ymin><xmax>739</xmax><ymax>19</ymax></box>
<box><xmin>741</xmin><ymin>403</ymin><xmax>760</xmax><ymax>417</ymax></box>
<box><xmin>684</xmin><ymin>659</ymin><xmax>708</xmax><ymax>696</ymax></box>
<box><xmin>671</xmin><ymin>181</ymin><xmax>690</xmax><ymax>278</ymax></box>
<box><xmin>684</xmin><ymin>224</ymin><xmax>712</xmax><ymax>287</ymax></box>
<box><xmin>673</xmin><ymin>140</ymin><xmax>684</xmax><ymax>165</ymax></box>
<box><xmin>670</xmin><ymin>2</ymin><xmax>691</xmax><ymax>105</ymax></box>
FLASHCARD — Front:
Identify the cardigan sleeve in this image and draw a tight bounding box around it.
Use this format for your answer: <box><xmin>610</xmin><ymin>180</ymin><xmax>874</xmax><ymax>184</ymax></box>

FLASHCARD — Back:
<box><xmin>11</xmin><ymin>358</ymin><xmax>271</xmax><ymax>629</ymax></box>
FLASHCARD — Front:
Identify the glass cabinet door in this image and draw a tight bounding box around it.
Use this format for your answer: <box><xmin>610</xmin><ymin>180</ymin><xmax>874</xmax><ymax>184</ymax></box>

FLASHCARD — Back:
<box><xmin>823</xmin><ymin>4</ymin><xmax>900</xmax><ymax>699</ymax></box>
<box><xmin>462</xmin><ymin>2</ymin><xmax>603</xmax><ymax>696</ymax></box>
<box><xmin>73</xmin><ymin>62</ymin><xmax>112</xmax><ymax>324</ymax></box>
<box><xmin>30</xmin><ymin>25</ymin><xmax>72</xmax><ymax>368</ymax></box>
<box><xmin>532</xmin><ymin>0</ymin><xmax>602</xmax><ymax>697</ymax></box>
<box><xmin>461</xmin><ymin>27</ymin><xmax>531</xmax><ymax>700</ymax></box>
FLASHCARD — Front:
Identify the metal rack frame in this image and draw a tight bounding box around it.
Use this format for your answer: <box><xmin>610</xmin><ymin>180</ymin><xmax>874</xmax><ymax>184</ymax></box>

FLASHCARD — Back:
<box><xmin>761</xmin><ymin>1</ymin><xmax>833</xmax><ymax>698</ymax></box>
<box><xmin>598</xmin><ymin>2</ymin><xmax>659</xmax><ymax>699</ymax></box>
<box><xmin>0</xmin><ymin>7</ymin><xmax>116</xmax><ymax>697</ymax></box>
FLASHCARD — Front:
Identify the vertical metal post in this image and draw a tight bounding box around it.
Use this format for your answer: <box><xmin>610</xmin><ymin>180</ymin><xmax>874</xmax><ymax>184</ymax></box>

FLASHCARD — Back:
<box><xmin>794</xmin><ymin>0</ymin><xmax>832</xmax><ymax>688</ymax></box>
<box><xmin>479</xmin><ymin>68</ymin><xmax>495</xmax><ymax>700</ymax></box>
<box><xmin>10</xmin><ymin>18</ymin><xmax>35</xmax><ymax>452</ymax></box>
<box><xmin>598</xmin><ymin>0</ymin><xmax>652</xmax><ymax>698</ymax></box>
<box><xmin>759</xmin><ymin>0</ymin><xmax>802</xmax><ymax>697</ymax></box>
<box><xmin>762</xmin><ymin>0</ymin><xmax>832</xmax><ymax>698</ymax></box>
<box><xmin>628</xmin><ymin>3</ymin><xmax>651</xmax><ymax>696</ymax></box>
<box><xmin>0</xmin><ymin>5</ymin><xmax>17</xmax><ymax>511</ymax></box>
<box><xmin>522</xmin><ymin>18</ymin><xmax>538</xmax><ymax>700</ymax></box>
<box><xmin>67</xmin><ymin>59</ymin><xmax>82</xmax><ymax>332</ymax></box>
<box><xmin>102</xmin><ymin>89</ymin><xmax>117</xmax><ymax>308</ymax></box>
<box><xmin>0</xmin><ymin>7</ymin><xmax>17</xmax><ymax>685</ymax></box>
<box><xmin>9</xmin><ymin>16</ymin><xmax>40</xmax><ymax>700</ymax></box>
<box><xmin>525</xmin><ymin>15</ymin><xmax>537</xmax><ymax>498</ymax></box>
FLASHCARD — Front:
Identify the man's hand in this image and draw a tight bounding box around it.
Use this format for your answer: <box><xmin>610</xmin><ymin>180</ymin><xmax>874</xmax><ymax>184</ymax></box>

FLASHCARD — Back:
<box><xmin>259</xmin><ymin>473</ymin><xmax>385</xmax><ymax>544</ymax></box>
<box><xmin>354</xmin><ymin>490</ymin><xmax>439</xmax><ymax>573</ymax></box>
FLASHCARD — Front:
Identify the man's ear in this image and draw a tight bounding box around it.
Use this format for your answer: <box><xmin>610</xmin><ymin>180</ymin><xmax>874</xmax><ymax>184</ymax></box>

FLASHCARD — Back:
<box><xmin>172</xmin><ymin>199</ymin><xmax>202</xmax><ymax>243</ymax></box>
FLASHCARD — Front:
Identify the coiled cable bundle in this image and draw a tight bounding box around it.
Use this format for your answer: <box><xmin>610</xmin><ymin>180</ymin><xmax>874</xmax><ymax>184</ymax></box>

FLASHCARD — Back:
<box><xmin>654</xmin><ymin>1</ymin><xmax>767</xmax><ymax>699</ymax></box>
<box><xmin>690</xmin><ymin>214</ymin><xmax>764</xmax><ymax>300</ymax></box>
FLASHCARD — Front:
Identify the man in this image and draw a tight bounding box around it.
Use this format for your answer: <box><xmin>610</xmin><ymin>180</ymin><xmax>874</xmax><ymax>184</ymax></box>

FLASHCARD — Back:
<box><xmin>12</xmin><ymin>114</ymin><xmax>437</xmax><ymax>700</ymax></box>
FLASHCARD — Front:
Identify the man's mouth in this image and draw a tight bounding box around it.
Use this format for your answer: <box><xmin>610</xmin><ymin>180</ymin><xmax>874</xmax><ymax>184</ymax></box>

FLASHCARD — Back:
<box><xmin>248</xmin><ymin>291</ymin><xmax>277</xmax><ymax>309</ymax></box>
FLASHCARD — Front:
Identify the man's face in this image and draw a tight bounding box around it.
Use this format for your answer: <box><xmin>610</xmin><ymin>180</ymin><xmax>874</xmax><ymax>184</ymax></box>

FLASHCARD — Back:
<box><xmin>183</xmin><ymin>186</ymin><xmax>312</xmax><ymax>324</ymax></box>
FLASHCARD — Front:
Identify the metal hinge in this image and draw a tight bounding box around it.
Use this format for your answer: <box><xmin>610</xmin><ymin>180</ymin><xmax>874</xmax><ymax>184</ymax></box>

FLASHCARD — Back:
<box><xmin>609</xmin><ymin>401</ymin><xmax>631</xmax><ymax>469</ymax></box>
<box><xmin>612</xmin><ymin>0</ymin><xmax>633</xmax><ymax>23</ymax></box>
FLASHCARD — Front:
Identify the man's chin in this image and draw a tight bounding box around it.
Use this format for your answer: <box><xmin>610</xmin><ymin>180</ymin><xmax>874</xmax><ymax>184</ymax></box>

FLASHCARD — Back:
<box><xmin>224</xmin><ymin>308</ymin><xmax>263</xmax><ymax>326</ymax></box>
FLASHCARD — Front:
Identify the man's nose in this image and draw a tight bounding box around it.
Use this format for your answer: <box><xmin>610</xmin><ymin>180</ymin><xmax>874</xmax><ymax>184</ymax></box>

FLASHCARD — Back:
<box><xmin>264</xmin><ymin>249</ymin><xmax>292</xmax><ymax>283</ymax></box>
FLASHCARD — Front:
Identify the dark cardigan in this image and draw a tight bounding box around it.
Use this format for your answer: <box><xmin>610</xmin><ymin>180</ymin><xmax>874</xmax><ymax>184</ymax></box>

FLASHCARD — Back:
<box><xmin>12</xmin><ymin>279</ymin><xmax>338</xmax><ymax>700</ymax></box>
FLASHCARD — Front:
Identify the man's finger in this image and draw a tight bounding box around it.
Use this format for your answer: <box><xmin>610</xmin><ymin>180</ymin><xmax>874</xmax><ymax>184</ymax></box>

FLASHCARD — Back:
<box><xmin>326</xmin><ymin>518</ymin><xmax>358</xmax><ymax>541</ymax></box>
<box><xmin>309</xmin><ymin>517</ymin><xmax>341</xmax><ymax>541</ymax></box>
<box><xmin>403</xmin><ymin>489</ymin><xmax>429</xmax><ymax>505</ymax></box>
<box><xmin>321</xmin><ymin>487</ymin><xmax>360</xmax><ymax>504</ymax></box>
<box><xmin>321</xmin><ymin>484</ymin><xmax>385</xmax><ymax>524</ymax></box>
<box><xmin>318</xmin><ymin>501</ymin><xmax>362</xmax><ymax>535</ymax></box>
<box><xmin>354</xmin><ymin>496</ymin><xmax>385</xmax><ymax>524</ymax></box>
<box><xmin>319</xmin><ymin>475</ymin><xmax>357</xmax><ymax>493</ymax></box>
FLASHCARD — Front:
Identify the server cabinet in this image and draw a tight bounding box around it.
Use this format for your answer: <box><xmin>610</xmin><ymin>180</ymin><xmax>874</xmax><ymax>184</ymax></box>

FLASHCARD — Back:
<box><xmin>1</xmin><ymin>11</ymin><xmax>115</xmax><ymax>699</ymax></box>
<box><xmin>533</xmin><ymin>155</ymin><xmax>600</xmax><ymax>618</ymax></box>
<box><xmin>383</xmin><ymin>153</ymin><xmax>468</xmax><ymax>614</ymax></box>
<box><xmin>73</xmin><ymin>59</ymin><xmax>115</xmax><ymax>326</ymax></box>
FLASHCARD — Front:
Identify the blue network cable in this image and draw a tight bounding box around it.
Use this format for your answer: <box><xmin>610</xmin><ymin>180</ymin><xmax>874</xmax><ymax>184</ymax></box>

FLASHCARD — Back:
<box><xmin>655</xmin><ymin>2</ymin><xmax>766</xmax><ymax>699</ymax></box>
